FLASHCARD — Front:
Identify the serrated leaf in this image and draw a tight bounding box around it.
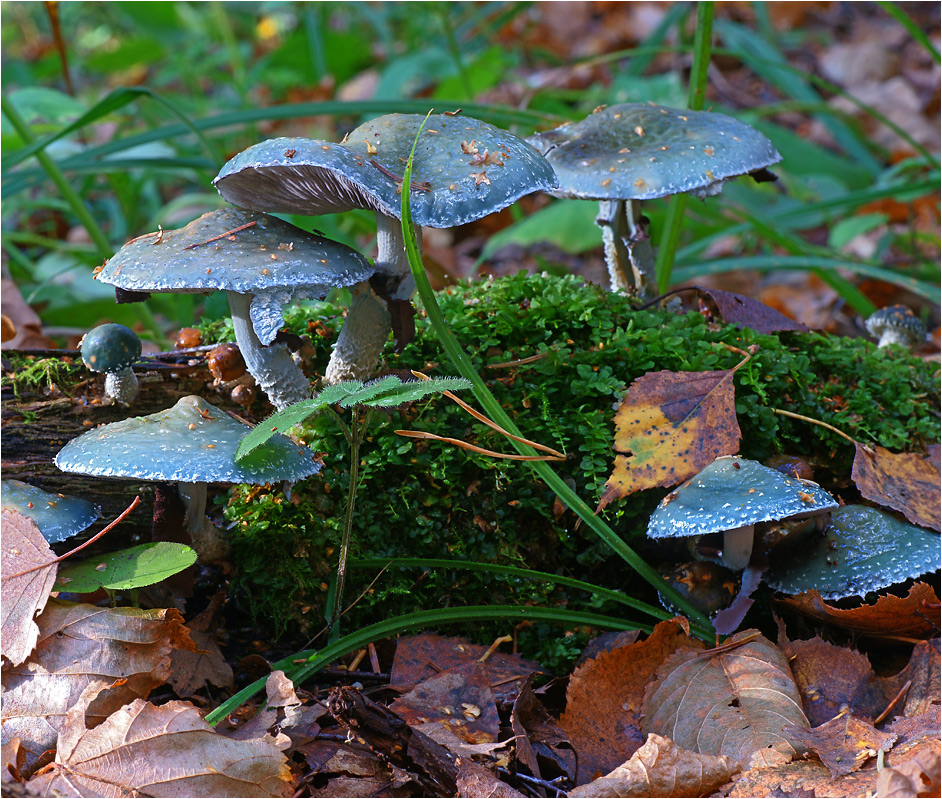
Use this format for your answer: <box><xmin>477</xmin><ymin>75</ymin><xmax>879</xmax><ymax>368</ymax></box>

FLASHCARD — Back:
<box><xmin>338</xmin><ymin>375</ymin><xmax>403</xmax><ymax>407</ymax></box>
<box><xmin>235</xmin><ymin>397</ymin><xmax>331</xmax><ymax>460</ymax></box>
<box><xmin>357</xmin><ymin>376</ymin><xmax>472</xmax><ymax>406</ymax></box>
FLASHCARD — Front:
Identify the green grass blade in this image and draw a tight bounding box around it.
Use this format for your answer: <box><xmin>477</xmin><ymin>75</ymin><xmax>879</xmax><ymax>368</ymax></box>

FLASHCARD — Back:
<box><xmin>877</xmin><ymin>2</ymin><xmax>940</xmax><ymax>64</ymax></box>
<box><xmin>204</xmin><ymin>604</ymin><xmax>650</xmax><ymax>726</ymax></box>
<box><xmin>352</xmin><ymin>557</ymin><xmax>677</xmax><ymax>621</ymax></box>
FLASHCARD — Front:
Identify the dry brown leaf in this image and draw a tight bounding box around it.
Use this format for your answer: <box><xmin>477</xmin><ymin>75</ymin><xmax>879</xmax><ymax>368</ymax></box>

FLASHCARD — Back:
<box><xmin>168</xmin><ymin>589</ymin><xmax>234</xmax><ymax>698</ymax></box>
<box><xmin>389</xmin><ymin>633</ymin><xmax>542</xmax><ymax>704</ymax></box>
<box><xmin>569</xmin><ymin>733</ymin><xmax>738</xmax><ymax>798</ymax></box>
<box><xmin>1</xmin><ymin>509</ymin><xmax>58</xmax><ymax>667</ymax></box>
<box><xmin>852</xmin><ymin>445</ymin><xmax>941</xmax><ymax>531</ymax></box>
<box><xmin>698</xmin><ymin>287</ymin><xmax>810</xmax><ymax>333</ymax></box>
<box><xmin>390</xmin><ymin>661</ymin><xmax>500</xmax><ymax>745</ymax></box>
<box><xmin>560</xmin><ymin>620</ymin><xmax>702</xmax><ymax>784</ymax></box>
<box><xmin>296</xmin><ymin>739</ymin><xmax>409</xmax><ymax>798</ymax></box>
<box><xmin>511</xmin><ymin>674</ymin><xmax>575</xmax><ymax>782</ymax></box>
<box><xmin>26</xmin><ymin>697</ymin><xmax>292</xmax><ymax>797</ymax></box>
<box><xmin>778</xmin><ymin>633</ymin><xmax>877</xmax><ymax>726</ymax></box>
<box><xmin>2</xmin><ymin>736</ymin><xmax>26</xmax><ymax>785</ymax></box>
<box><xmin>456</xmin><ymin>759</ymin><xmax>525</xmax><ymax>798</ymax></box>
<box><xmin>774</xmin><ymin>582</ymin><xmax>941</xmax><ymax>640</ymax></box>
<box><xmin>642</xmin><ymin>630</ymin><xmax>809</xmax><ymax>770</ymax></box>
<box><xmin>727</xmin><ymin>757</ymin><xmax>877</xmax><ymax>797</ymax></box>
<box><xmin>790</xmin><ymin>715</ymin><xmax>897</xmax><ymax>777</ymax></box>
<box><xmin>0</xmin><ymin>278</ymin><xmax>53</xmax><ymax>350</ymax></box>
<box><xmin>877</xmin><ymin>739</ymin><xmax>941</xmax><ymax>798</ymax></box>
<box><xmin>598</xmin><ymin>369</ymin><xmax>741</xmax><ymax>509</ymax></box>
<box><xmin>1</xmin><ymin>599</ymin><xmax>194</xmax><ymax>766</ymax></box>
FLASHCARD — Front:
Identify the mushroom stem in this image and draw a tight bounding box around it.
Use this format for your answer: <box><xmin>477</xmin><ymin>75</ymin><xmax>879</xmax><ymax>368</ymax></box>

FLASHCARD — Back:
<box><xmin>722</xmin><ymin>524</ymin><xmax>755</xmax><ymax>571</ymax></box>
<box><xmin>104</xmin><ymin>367</ymin><xmax>139</xmax><ymax>405</ymax></box>
<box><xmin>226</xmin><ymin>291</ymin><xmax>311</xmax><ymax>409</ymax></box>
<box><xmin>324</xmin><ymin>283</ymin><xmax>391</xmax><ymax>384</ymax></box>
<box><xmin>324</xmin><ymin>214</ymin><xmax>421</xmax><ymax>383</ymax></box>
<box><xmin>177</xmin><ymin>482</ymin><xmax>230</xmax><ymax>564</ymax></box>
<box><xmin>596</xmin><ymin>199</ymin><xmax>657</xmax><ymax>300</ymax></box>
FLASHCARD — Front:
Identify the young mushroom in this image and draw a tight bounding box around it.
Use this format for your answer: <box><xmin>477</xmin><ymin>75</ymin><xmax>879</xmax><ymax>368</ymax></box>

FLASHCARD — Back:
<box><xmin>1</xmin><ymin>479</ymin><xmax>100</xmax><ymax>544</ymax></box>
<box><xmin>54</xmin><ymin>395</ymin><xmax>321</xmax><ymax>563</ymax></box>
<box><xmin>647</xmin><ymin>456</ymin><xmax>838</xmax><ymax>571</ymax></box>
<box><xmin>212</xmin><ymin>113</ymin><xmax>557</xmax><ymax>382</ymax></box>
<box><xmin>96</xmin><ymin>208</ymin><xmax>374</xmax><ymax>410</ymax></box>
<box><xmin>80</xmin><ymin>323</ymin><xmax>142</xmax><ymax>405</ymax></box>
<box><xmin>527</xmin><ymin>103</ymin><xmax>781</xmax><ymax>298</ymax></box>
<box><xmin>864</xmin><ymin>304</ymin><xmax>927</xmax><ymax>350</ymax></box>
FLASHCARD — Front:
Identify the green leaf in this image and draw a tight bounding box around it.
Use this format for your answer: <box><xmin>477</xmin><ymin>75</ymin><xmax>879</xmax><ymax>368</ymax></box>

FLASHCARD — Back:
<box><xmin>478</xmin><ymin>200</ymin><xmax>601</xmax><ymax>264</ymax></box>
<box><xmin>54</xmin><ymin>542</ymin><xmax>197</xmax><ymax>593</ymax></box>
<box><xmin>235</xmin><ymin>376</ymin><xmax>471</xmax><ymax>460</ymax></box>
<box><xmin>827</xmin><ymin>213</ymin><xmax>889</xmax><ymax>250</ymax></box>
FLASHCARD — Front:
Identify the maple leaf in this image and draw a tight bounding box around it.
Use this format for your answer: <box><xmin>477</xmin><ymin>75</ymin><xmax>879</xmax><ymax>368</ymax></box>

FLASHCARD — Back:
<box><xmin>851</xmin><ymin>443</ymin><xmax>940</xmax><ymax>531</ymax></box>
<box><xmin>1</xmin><ymin>509</ymin><xmax>58</xmax><ymax>667</ymax></box>
<box><xmin>598</xmin><ymin>367</ymin><xmax>744</xmax><ymax>510</ymax></box>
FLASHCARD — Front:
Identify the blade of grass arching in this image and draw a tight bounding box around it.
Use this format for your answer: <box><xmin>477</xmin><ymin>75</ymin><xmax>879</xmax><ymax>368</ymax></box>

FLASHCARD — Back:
<box><xmin>726</xmin><ymin>209</ymin><xmax>877</xmax><ymax>315</ymax></box>
<box><xmin>625</xmin><ymin>2</ymin><xmax>691</xmax><ymax>76</ymax></box>
<box><xmin>714</xmin><ymin>20</ymin><xmax>881</xmax><ymax>172</ymax></box>
<box><xmin>1</xmin><ymin>86</ymin><xmax>223</xmax><ymax>172</ymax></box>
<box><xmin>877</xmin><ymin>2</ymin><xmax>940</xmax><ymax>64</ymax></box>
<box><xmin>1</xmin><ymin>94</ymin><xmax>111</xmax><ymax>259</ymax></box>
<box><xmin>204</xmin><ymin>604</ymin><xmax>650</xmax><ymax>726</ymax></box>
<box><xmin>673</xmin><ymin>255</ymin><xmax>940</xmax><ymax>304</ymax></box>
<box><xmin>352</xmin><ymin>557</ymin><xmax>679</xmax><ymax>622</ymax></box>
<box><xmin>401</xmin><ymin>114</ymin><xmax>715</xmax><ymax>639</ymax></box>
<box><xmin>677</xmin><ymin>178</ymin><xmax>940</xmax><ymax>261</ymax></box>
<box><xmin>656</xmin><ymin>0</ymin><xmax>713</xmax><ymax>292</ymax></box>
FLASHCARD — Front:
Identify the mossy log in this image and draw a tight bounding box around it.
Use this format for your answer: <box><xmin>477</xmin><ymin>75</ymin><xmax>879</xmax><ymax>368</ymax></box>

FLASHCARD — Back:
<box><xmin>1</xmin><ymin>353</ymin><xmax>255</xmax><ymax>551</ymax></box>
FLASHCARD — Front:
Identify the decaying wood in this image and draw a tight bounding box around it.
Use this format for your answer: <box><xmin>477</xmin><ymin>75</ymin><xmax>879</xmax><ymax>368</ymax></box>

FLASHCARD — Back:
<box><xmin>327</xmin><ymin>685</ymin><xmax>460</xmax><ymax>796</ymax></box>
<box><xmin>1</xmin><ymin>352</ymin><xmax>260</xmax><ymax>551</ymax></box>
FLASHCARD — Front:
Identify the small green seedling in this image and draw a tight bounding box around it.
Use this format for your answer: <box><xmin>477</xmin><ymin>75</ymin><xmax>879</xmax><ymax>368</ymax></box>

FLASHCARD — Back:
<box><xmin>238</xmin><ymin>374</ymin><xmax>471</xmax><ymax>637</ymax></box>
<box><xmin>54</xmin><ymin>541</ymin><xmax>197</xmax><ymax>593</ymax></box>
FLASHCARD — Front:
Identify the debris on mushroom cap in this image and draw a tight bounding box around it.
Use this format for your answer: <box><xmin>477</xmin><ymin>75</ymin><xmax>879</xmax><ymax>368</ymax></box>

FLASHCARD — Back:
<box><xmin>55</xmin><ymin>395</ymin><xmax>320</xmax><ymax>485</ymax></box>
<box><xmin>528</xmin><ymin>103</ymin><xmax>781</xmax><ymax>201</ymax></box>
<box><xmin>97</xmin><ymin>207</ymin><xmax>372</xmax><ymax>299</ymax></box>
<box><xmin>80</xmin><ymin>323</ymin><xmax>141</xmax><ymax>374</ymax></box>
<box><xmin>765</xmin><ymin>505</ymin><xmax>940</xmax><ymax>600</ymax></box>
<box><xmin>213</xmin><ymin>113</ymin><xmax>557</xmax><ymax>228</ymax></box>
<box><xmin>1</xmin><ymin>479</ymin><xmax>99</xmax><ymax>544</ymax></box>
<box><xmin>864</xmin><ymin>304</ymin><xmax>927</xmax><ymax>349</ymax></box>
<box><xmin>647</xmin><ymin>456</ymin><xmax>837</xmax><ymax>540</ymax></box>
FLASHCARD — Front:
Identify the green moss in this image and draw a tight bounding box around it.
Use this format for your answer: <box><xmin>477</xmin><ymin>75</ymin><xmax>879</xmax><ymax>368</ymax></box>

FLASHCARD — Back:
<box><xmin>1</xmin><ymin>355</ymin><xmax>83</xmax><ymax>398</ymax></box>
<box><xmin>218</xmin><ymin>273</ymin><xmax>940</xmax><ymax>638</ymax></box>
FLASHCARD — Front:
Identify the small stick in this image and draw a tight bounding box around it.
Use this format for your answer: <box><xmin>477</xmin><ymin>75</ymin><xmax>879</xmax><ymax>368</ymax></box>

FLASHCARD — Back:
<box><xmin>873</xmin><ymin>679</ymin><xmax>912</xmax><ymax>725</ymax></box>
<box><xmin>395</xmin><ymin>429</ymin><xmax>564</xmax><ymax>461</ymax></box>
<box><xmin>5</xmin><ymin>496</ymin><xmax>142</xmax><ymax>579</ymax></box>
<box><xmin>370</xmin><ymin>159</ymin><xmax>432</xmax><ymax>191</ymax></box>
<box><xmin>478</xmin><ymin>634</ymin><xmax>512</xmax><ymax>663</ymax></box>
<box><xmin>772</xmin><ymin>408</ymin><xmax>864</xmax><ymax>450</ymax></box>
<box><xmin>182</xmin><ymin>220</ymin><xmax>257</xmax><ymax>250</ymax></box>
<box><xmin>486</xmin><ymin>352</ymin><xmax>548</xmax><ymax>369</ymax></box>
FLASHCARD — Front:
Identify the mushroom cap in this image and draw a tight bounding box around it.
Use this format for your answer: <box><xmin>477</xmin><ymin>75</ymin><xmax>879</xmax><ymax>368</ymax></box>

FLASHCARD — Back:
<box><xmin>864</xmin><ymin>304</ymin><xmax>927</xmax><ymax>348</ymax></box>
<box><xmin>528</xmin><ymin>102</ymin><xmax>782</xmax><ymax>201</ymax></box>
<box><xmin>97</xmin><ymin>208</ymin><xmax>373</xmax><ymax>297</ymax></box>
<box><xmin>1</xmin><ymin>479</ymin><xmax>99</xmax><ymax>544</ymax></box>
<box><xmin>213</xmin><ymin>113</ymin><xmax>557</xmax><ymax>227</ymax></box>
<box><xmin>55</xmin><ymin>395</ymin><xmax>320</xmax><ymax>485</ymax></box>
<box><xmin>647</xmin><ymin>456</ymin><xmax>837</xmax><ymax>540</ymax></box>
<box><xmin>80</xmin><ymin>323</ymin><xmax>142</xmax><ymax>374</ymax></box>
<box><xmin>765</xmin><ymin>505</ymin><xmax>940</xmax><ymax>600</ymax></box>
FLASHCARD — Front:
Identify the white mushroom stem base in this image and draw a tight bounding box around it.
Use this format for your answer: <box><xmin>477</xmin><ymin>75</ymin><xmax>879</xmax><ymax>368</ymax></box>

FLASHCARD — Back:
<box><xmin>227</xmin><ymin>291</ymin><xmax>311</xmax><ymax>410</ymax></box>
<box><xmin>596</xmin><ymin>199</ymin><xmax>657</xmax><ymax>300</ymax></box>
<box><xmin>103</xmin><ymin>368</ymin><xmax>139</xmax><ymax>405</ymax></box>
<box><xmin>722</xmin><ymin>525</ymin><xmax>755</xmax><ymax>571</ymax></box>
<box><xmin>178</xmin><ymin>483</ymin><xmax>231</xmax><ymax>565</ymax></box>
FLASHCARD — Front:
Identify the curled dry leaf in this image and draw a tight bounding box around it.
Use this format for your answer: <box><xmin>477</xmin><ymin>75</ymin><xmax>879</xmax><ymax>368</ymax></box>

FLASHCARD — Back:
<box><xmin>773</xmin><ymin>582</ymin><xmax>940</xmax><ymax>641</ymax></box>
<box><xmin>642</xmin><ymin>630</ymin><xmax>809</xmax><ymax>770</ymax></box>
<box><xmin>26</xmin><ymin>698</ymin><xmax>293</xmax><ymax>797</ymax></box>
<box><xmin>168</xmin><ymin>590</ymin><xmax>234</xmax><ymax>698</ymax></box>
<box><xmin>1</xmin><ymin>509</ymin><xmax>58</xmax><ymax>667</ymax></box>
<box><xmin>598</xmin><ymin>369</ymin><xmax>741</xmax><ymax>509</ymax></box>
<box><xmin>852</xmin><ymin>444</ymin><xmax>941</xmax><ymax>531</ymax></box>
<box><xmin>876</xmin><ymin>741</ymin><xmax>942</xmax><ymax>798</ymax></box>
<box><xmin>569</xmin><ymin>733</ymin><xmax>738</xmax><ymax>798</ymax></box>
<box><xmin>789</xmin><ymin>715</ymin><xmax>897</xmax><ymax>777</ymax></box>
<box><xmin>1</xmin><ymin>600</ymin><xmax>195</xmax><ymax>767</ymax></box>
<box><xmin>697</xmin><ymin>286</ymin><xmax>810</xmax><ymax>334</ymax></box>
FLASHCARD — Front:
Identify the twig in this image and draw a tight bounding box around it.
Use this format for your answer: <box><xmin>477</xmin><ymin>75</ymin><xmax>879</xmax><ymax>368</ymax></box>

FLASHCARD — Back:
<box><xmin>4</xmin><ymin>496</ymin><xmax>141</xmax><ymax>579</ymax></box>
<box><xmin>772</xmin><ymin>408</ymin><xmax>864</xmax><ymax>449</ymax></box>
<box><xmin>182</xmin><ymin>220</ymin><xmax>257</xmax><ymax>250</ymax></box>
<box><xmin>394</xmin><ymin>429</ymin><xmax>565</xmax><ymax>461</ymax></box>
<box><xmin>873</xmin><ymin>679</ymin><xmax>912</xmax><ymax>725</ymax></box>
